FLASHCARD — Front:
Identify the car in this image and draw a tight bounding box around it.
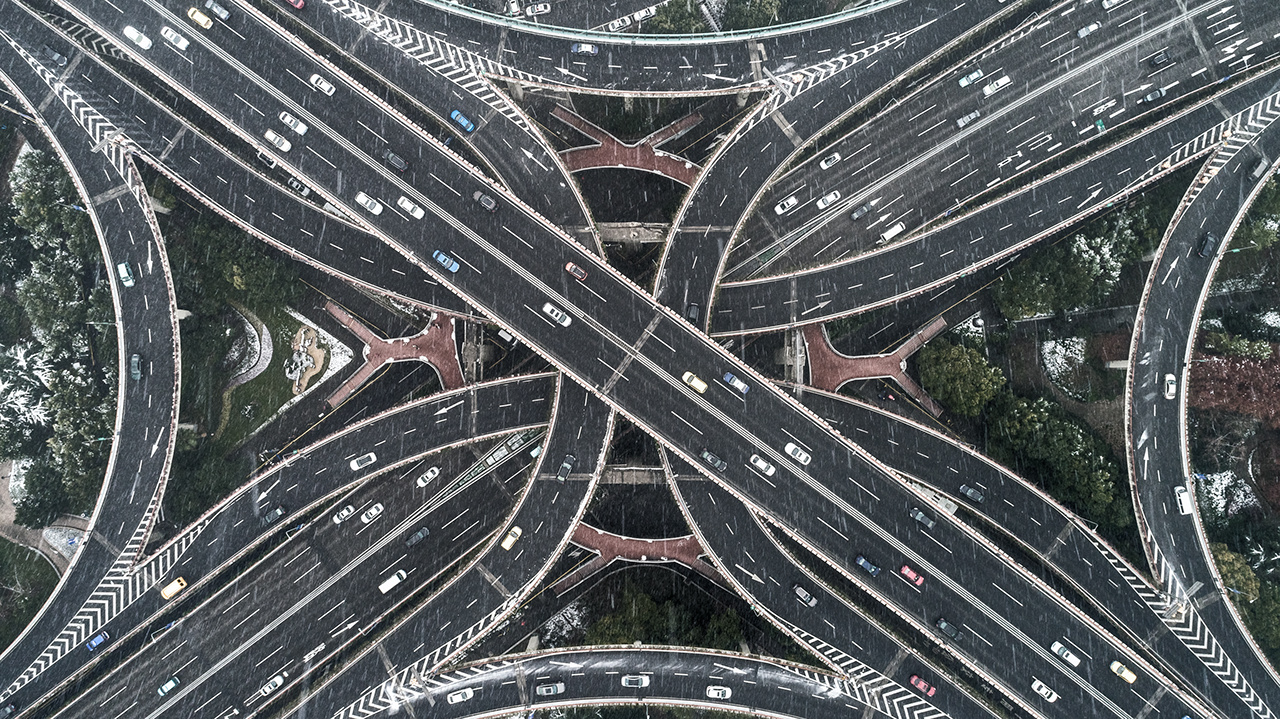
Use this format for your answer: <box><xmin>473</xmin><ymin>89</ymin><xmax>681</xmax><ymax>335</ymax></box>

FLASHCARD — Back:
<box><xmin>956</xmin><ymin>109</ymin><xmax>981</xmax><ymax>129</ymax></box>
<box><xmin>263</xmin><ymin>129</ymin><xmax>291</xmax><ymax>152</ymax></box>
<box><xmin>958</xmin><ymin>484</ymin><xmax>985</xmax><ymax>503</ymax></box>
<box><xmin>705</xmin><ymin>685</ymin><xmax>732</xmax><ymax>700</ymax></box>
<box><xmin>899</xmin><ymin>564</ymin><xmax>924</xmax><ymax>586</ymax></box>
<box><xmin>909</xmin><ymin>675</ymin><xmax>936</xmax><ymax>697</ymax></box>
<box><xmin>161</xmin><ymin>26</ymin><xmax>189</xmax><ymax>50</ymax></box>
<box><xmin>774</xmin><ymin>196</ymin><xmax>799</xmax><ymax>215</ymax></box>
<box><xmin>723</xmin><ymin>372</ymin><xmax>749</xmax><ymax>394</ymax></box>
<box><xmin>203</xmin><ymin>1</ymin><xmax>230</xmax><ymax>21</ymax></box>
<box><xmin>1</xmin><ymin>706</ymin><xmax>13</xmax><ymax>717</ymax></box>
<box><xmin>432</xmin><ymin>250</ymin><xmax>459</xmax><ymax>273</ymax></box>
<box><xmin>855</xmin><ymin>555</ymin><xmax>881</xmax><ymax>576</ymax></box>
<box><xmin>570</xmin><ymin>43</ymin><xmax>599</xmax><ymax>55</ymax></box>
<box><xmin>816</xmin><ymin>190</ymin><xmax>841</xmax><ymax>210</ymax></box>
<box><xmin>749</xmin><ymin>454</ymin><xmax>776</xmax><ymax>476</ymax></box>
<box><xmin>287</xmin><ymin>177</ymin><xmax>310</xmax><ymax>197</ymax></box>
<box><xmin>309</xmin><ymin>73</ymin><xmax>335</xmax><ymax>96</ymax></box>
<box><xmin>157</xmin><ymin>676</ymin><xmax>181</xmax><ymax>697</ymax></box>
<box><xmin>450</xmin><ymin>109</ymin><xmax>475</xmax><ymax>133</ymax></box>
<box><xmin>1163</xmin><ymin>373</ymin><xmax>1177</xmax><ymax>399</ymax></box>
<box><xmin>910</xmin><ymin>507</ymin><xmax>937</xmax><ymax>530</ymax></box>
<box><xmin>261</xmin><ymin>673</ymin><xmax>286</xmax><ymax>696</ymax></box>
<box><xmin>556</xmin><ymin>454</ymin><xmax>576</xmax><ymax>481</ymax></box>
<box><xmin>620</xmin><ymin>674</ymin><xmax>650</xmax><ymax>688</ymax></box>
<box><xmin>684</xmin><ymin>303</ymin><xmax>700</xmax><ymax>323</ymax></box>
<box><xmin>1031</xmin><ymin>678</ymin><xmax>1058</xmax><ymax>702</ymax></box>
<box><xmin>382</xmin><ymin>149</ymin><xmax>409</xmax><ymax>172</ymax></box>
<box><xmin>565</xmin><ymin>262</ymin><xmax>588</xmax><ymax>280</ymax></box>
<box><xmin>123</xmin><ymin>26</ymin><xmax>152</xmax><ymax>50</ymax></box>
<box><xmin>606</xmin><ymin>16</ymin><xmax>633</xmax><ymax>32</ymax></box>
<box><xmin>819</xmin><ymin>152</ymin><xmax>841</xmax><ymax>169</ymax></box>
<box><xmin>161</xmin><ymin>576</ymin><xmax>187</xmax><ymax>599</ymax></box>
<box><xmin>397</xmin><ymin>196</ymin><xmax>425</xmax><ymax>219</ymax></box>
<box><xmin>501</xmin><ymin>526</ymin><xmax>522</xmax><ymax>550</ymax></box>
<box><xmin>332</xmin><ymin>505</ymin><xmax>355</xmax><ymax>524</ymax></box>
<box><xmin>1050</xmin><ymin>640</ymin><xmax>1082</xmax><ymax>667</ymax></box>
<box><xmin>354</xmin><ymin>191</ymin><xmax>383</xmax><ymax>215</ymax></box>
<box><xmin>446</xmin><ymin>687</ymin><xmax>474</xmax><ymax>704</ymax></box>
<box><xmin>85</xmin><ymin>630</ymin><xmax>110</xmax><ymax>651</ymax></box>
<box><xmin>1110</xmin><ymin>661</ymin><xmax>1137</xmax><ymax>683</ymax></box>
<box><xmin>1140</xmin><ymin>87</ymin><xmax>1167</xmax><ymax>103</ymax></box>
<box><xmin>633</xmin><ymin>7</ymin><xmax>657</xmax><ymax>21</ymax></box>
<box><xmin>699</xmin><ymin>448</ymin><xmax>728</xmax><ymax>472</ymax></box>
<box><xmin>542</xmin><ymin>302</ymin><xmax>572</xmax><ymax>327</ymax></box>
<box><xmin>130</xmin><ymin>354</ymin><xmax>143</xmax><ymax>380</ymax></box>
<box><xmin>257</xmin><ymin>151</ymin><xmax>277</xmax><ymax>169</ymax></box>
<box><xmin>850</xmin><ymin>204</ymin><xmax>871</xmax><ymax>220</ymax></box>
<box><xmin>474</xmin><ymin>191</ymin><xmax>498</xmax><ymax>212</ymax></box>
<box><xmin>360</xmin><ymin>503</ymin><xmax>384</xmax><ymax>524</ymax></box>
<box><xmin>350</xmin><ymin>452</ymin><xmax>377</xmax><ymax>470</ymax></box>
<box><xmin>279</xmin><ymin>111</ymin><xmax>308</xmax><ymax>135</ymax></box>
<box><xmin>41</xmin><ymin>45</ymin><xmax>67</xmax><ymax>67</ymax></box>
<box><xmin>792</xmin><ymin>583</ymin><xmax>818</xmax><ymax>606</ymax></box>
<box><xmin>958</xmin><ymin>68</ymin><xmax>984</xmax><ymax>87</ymax></box>
<box><xmin>982</xmin><ymin>75</ymin><xmax>1012</xmax><ymax>97</ymax></box>
<box><xmin>936</xmin><ymin>617</ymin><xmax>962</xmax><ymax>641</ymax></box>
<box><xmin>117</xmin><ymin>262</ymin><xmax>135</xmax><ymax>287</ymax></box>
<box><xmin>188</xmin><ymin>7</ymin><xmax>214</xmax><ymax>28</ymax></box>
<box><xmin>1197</xmin><ymin>231</ymin><xmax>1218</xmax><ymax>257</ymax></box>
<box><xmin>283</xmin><ymin>0</ymin><xmax>305</xmax><ymax>9</ymax></box>
<box><xmin>1077</xmin><ymin>22</ymin><xmax>1100</xmax><ymax>38</ymax></box>
<box><xmin>417</xmin><ymin>466</ymin><xmax>441</xmax><ymax>487</ymax></box>
<box><xmin>405</xmin><ymin>526</ymin><xmax>431</xmax><ymax>547</ymax></box>
<box><xmin>1175</xmin><ymin>485</ymin><xmax>1194</xmax><ymax>515</ymax></box>
<box><xmin>783</xmin><ymin>442</ymin><xmax>811</xmax><ymax>465</ymax></box>
<box><xmin>525</xmin><ymin>3</ymin><xmax>551</xmax><ymax>16</ymax></box>
<box><xmin>1149</xmin><ymin>49</ymin><xmax>1170</xmax><ymax>68</ymax></box>
<box><xmin>682</xmin><ymin>371</ymin><xmax>708</xmax><ymax>393</ymax></box>
<box><xmin>262</xmin><ymin>504</ymin><xmax>287</xmax><ymax>525</ymax></box>
<box><xmin>535</xmin><ymin>682</ymin><xmax>565</xmax><ymax>696</ymax></box>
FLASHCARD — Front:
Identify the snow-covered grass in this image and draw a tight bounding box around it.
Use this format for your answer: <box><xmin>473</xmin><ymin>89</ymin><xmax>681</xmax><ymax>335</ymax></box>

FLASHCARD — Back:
<box><xmin>1040</xmin><ymin>337</ymin><xmax>1089</xmax><ymax>400</ymax></box>
<box><xmin>1196</xmin><ymin>469</ymin><xmax>1259</xmax><ymax>519</ymax></box>
<box><xmin>540</xmin><ymin>599</ymin><xmax>587</xmax><ymax>647</ymax></box>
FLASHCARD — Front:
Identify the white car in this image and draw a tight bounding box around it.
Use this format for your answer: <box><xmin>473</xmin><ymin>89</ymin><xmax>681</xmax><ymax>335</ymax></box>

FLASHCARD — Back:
<box><xmin>819</xmin><ymin>152</ymin><xmax>841</xmax><ymax>169</ymax></box>
<box><xmin>1077</xmin><ymin>22</ymin><xmax>1100</xmax><ymax>38</ymax></box>
<box><xmin>160</xmin><ymin>26</ymin><xmax>188</xmax><ymax>50</ymax></box>
<box><xmin>261</xmin><ymin>673</ymin><xmax>286</xmax><ymax>696</ymax></box>
<box><xmin>279</xmin><ymin>111</ymin><xmax>308</xmax><ymax>135</ymax></box>
<box><xmin>263</xmin><ymin>129</ymin><xmax>291</xmax><ymax>152</ymax></box>
<box><xmin>525</xmin><ymin>3</ymin><xmax>551</xmax><ymax>16</ymax></box>
<box><xmin>360</xmin><ymin>503</ymin><xmax>384</xmax><ymax>524</ymax></box>
<box><xmin>816</xmin><ymin>190</ymin><xmax>841</xmax><ymax>210</ymax></box>
<box><xmin>417</xmin><ymin>466</ymin><xmax>440</xmax><ymax>487</ymax></box>
<box><xmin>957</xmin><ymin>68</ymin><xmax>983</xmax><ymax>87</ymax></box>
<box><xmin>1031</xmin><ymin>678</ymin><xmax>1058</xmax><ymax>703</ymax></box>
<box><xmin>749</xmin><ymin>454</ymin><xmax>776</xmax><ymax>476</ymax></box>
<box><xmin>332</xmin><ymin>504</ymin><xmax>355</xmax><ymax>524</ymax></box>
<box><xmin>355</xmin><ymin>192</ymin><xmax>383</xmax><ymax>215</ymax></box>
<box><xmin>1163</xmin><ymin>373</ymin><xmax>1177</xmax><ymax>399</ymax></box>
<box><xmin>397</xmin><ymin>196</ymin><xmax>425</xmax><ymax>219</ymax></box>
<box><xmin>1050</xmin><ymin>640</ymin><xmax>1081</xmax><ymax>667</ymax></box>
<box><xmin>446</xmin><ymin>688</ymin><xmax>474</xmax><ymax>704</ymax></box>
<box><xmin>542</xmin><ymin>302</ymin><xmax>572</xmax><ymax>327</ymax></box>
<box><xmin>349</xmin><ymin>452</ymin><xmax>377</xmax><ymax>470</ymax></box>
<box><xmin>784</xmin><ymin>442</ymin><xmax>811</xmax><ymax>465</ymax></box>
<box><xmin>606</xmin><ymin>16</ymin><xmax>633</xmax><ymax>32</ymax></box>
<box><xmin>123</xmin><ymin>26</ymin><xmax>153</xmax><ymax>50</ymax></box>
<box><xmin>774</xmin><ymin>196</ymin><xmax>798</xmax><ymax>215</ymax></box>
<box><xmin>309</xmin><ymin>73</ymin><xmax>335</xmax><ymax>96</ymax></box>
<box><xmin>632</xmin><ymin>6</ymin><xmax>657</xmax><ymax>21</ymax></box>
<box><xmin>706</xmin><ymin>685</ymin><xmax>732</xmax><ymax>700</ymax></box>
<box><xmin>620</xmin><ymin>674</ymin><xmax>650</xmax><ymax>688</ymax></box>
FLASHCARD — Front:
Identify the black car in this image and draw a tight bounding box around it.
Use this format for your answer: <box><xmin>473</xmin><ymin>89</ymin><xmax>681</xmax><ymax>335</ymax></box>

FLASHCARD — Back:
<box><xmin>473</xmin><ymin>191</ymin><xmax>497</xmax><ymax>212</ymax></box>
<box><xmin>555</xmin><ymin>454</ymin><xmax>576</xmax><ymax>482</ymax></box>
<box><xmin>699</xmin><ymin>448</ymin><xmax>727</xmax><ymax>472</ymax></box>
<box><xmin>850</xmin><ymin>204</ymin><xmax>870</xmax><ymax>220</ymax></box>
<box><xmin>1197</xmin><ymin>231</ymin><xmax>1219</xmax><ymax>258</ymax></box>
<box><xmin>382</xmin><ymin>149</ymin><xmax>409</xmax><ymax>172</ymax></box>
<box><xmin>405</xmin><ymin>526</ymin><xmax>430</xmax><ymax>547</ymax></box>
<box><xmin>936</xmin><ymin>617</ymin><xmax>963</xmax><ymax>641</ymax></box>
<box><xmin>262</xmin><ymin>504</ymin><xmax>287</xmax><ymax>526</ymax></box>
<box><xmin>1148</xmin><ymin>49</ymin><xmax>1170</xmax><ymax>68</ymax></box>
<box><xmin>129</xmin><ymin>354</ymin><xmax>143</xmax><ymax>380</ymax></box>
<box><xmin>684</xmin><ymin>303</ymin><xmax>700</xmax><ymax>323</ymax></box>
<box><xmin>41</xmin><ymin>45</ymin><xmax>67</xmax><ymax>67</ymax></box>
<box><xmin>958</xmin><ymin>484</ymin><xmax>985</xmax><ymax>503</ymax></box>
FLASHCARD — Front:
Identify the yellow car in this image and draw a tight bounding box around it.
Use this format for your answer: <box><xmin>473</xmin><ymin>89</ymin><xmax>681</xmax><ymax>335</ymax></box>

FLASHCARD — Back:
<box><xmin>187</xmin><ymin>7</ymin><xmax>213</xmax><ymax>29</ymax></box>
<box><xmin>1110</xmin><ymin>661</ymin><xmax>1137</xmax><ymax>684</ymax></box>
<box><xmin>160</xmin><ymin>576</ymin><xmax>187</xmax><ymax>599</ymax></box>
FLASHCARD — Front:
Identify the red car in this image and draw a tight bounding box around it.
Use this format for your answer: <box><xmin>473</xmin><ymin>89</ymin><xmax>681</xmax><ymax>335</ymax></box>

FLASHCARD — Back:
<box><xmin>283</xmin><ymin>0</ymin><xmax>304</xmax><ymax>8</ymax></box>
<box><xmin>910</xmin><ymin>674</ymin><xmax>936</xmax><ymax>697</ymax></box>
<box><xmin>565</xmin><ymin>262</ymin><xmax>587</xmax><ymax>281</ymax></box>
<box><xmin>900</xmin><ymin>564</ymin><xmax>925</xmax><ymax>586</ymax></box>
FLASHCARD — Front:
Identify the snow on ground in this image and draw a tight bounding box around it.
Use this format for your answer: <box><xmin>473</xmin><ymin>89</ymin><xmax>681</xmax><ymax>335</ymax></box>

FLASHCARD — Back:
<box><xmin>1040</xmin><ymin>337</ymin><xmax>1087</xmax><ymax>396</ymax></box>
<box><xmin>540</xmin><ymin>599</ymin><xmax>587</xmax><ymax>647</ymax></box>
<box><xmin>1197</xmin><ymin>469</ymin><xmax>1259</xmax><ymax>518</ymax></box>
<box><xmin>1260</xmin><ymin>311</ymin><xmax>1280</xmax><ymax>329</ymax></box>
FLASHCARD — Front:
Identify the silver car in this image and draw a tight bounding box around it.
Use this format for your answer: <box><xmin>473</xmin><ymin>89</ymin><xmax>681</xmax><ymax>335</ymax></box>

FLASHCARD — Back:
<box><xmin>957</xmin><ymin>68</ymin><xmax>983</xmax><ymax>87</ymax></box>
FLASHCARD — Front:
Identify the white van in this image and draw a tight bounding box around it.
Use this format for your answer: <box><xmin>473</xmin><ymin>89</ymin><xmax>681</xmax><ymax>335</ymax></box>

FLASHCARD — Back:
<box><xmin>1174</xmin><ymin>486</ymin><xmax>1193</xmax><ymax>515</ymax></box>
<box><xmin>879</xmin><ymin>222</ymin><xmax>906</xmax><ymax>244</ymax></box>
<box><xmin>378</xmin><ymin>569</ymin><xmax>407</xmax><ymax>594</ymax></box>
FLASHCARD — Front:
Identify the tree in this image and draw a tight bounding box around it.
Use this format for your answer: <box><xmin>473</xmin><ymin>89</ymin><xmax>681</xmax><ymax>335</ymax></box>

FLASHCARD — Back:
<box><xmin>723</xmin><ymin>0</ymin><xmax>781</xmax><ymax>30</ymax></box>
<box><xmin>1214</xmin><ymin>543</ymin><xmax>1262</xmax><ymax>608</ymax></box>
<box><xmin>0</xmin><ymin>344</ymin><xmax>53</xmax><ymax>459</ymax></box>
<box><xmin>917</xmin><ymin>340</ymin><xmax>1005</xmax><ymax>416</ymax></box>
<box><xmin>14</xmin><ymin>456</ymin><xmax>71</xmax><ymax>528</ymax></box>
<box><xmin>1205</xmin><ymin>332</ymin><xmax>1273</xmax><ymax>360</ymax></box>
<box><xmin>646</xmin><ymin>0</ymin><xmax>707</xmax><ymax>33</ymax></box>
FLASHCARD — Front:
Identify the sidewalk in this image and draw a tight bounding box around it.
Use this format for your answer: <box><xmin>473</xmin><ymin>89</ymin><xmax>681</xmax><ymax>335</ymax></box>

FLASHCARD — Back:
<box><xmin>803</xmin><ymin>318</ymin><xmax>947</xmax><ymax>417</ymax></box>
<box><xmin>0</xmin><ymin>461</ymin><xmax>79</xmax><ymax>575</ymax></box>
<box><xmin>551</xmin><ymin>523</ymin><xmax>723</xmax><ymax>596</ymax></box>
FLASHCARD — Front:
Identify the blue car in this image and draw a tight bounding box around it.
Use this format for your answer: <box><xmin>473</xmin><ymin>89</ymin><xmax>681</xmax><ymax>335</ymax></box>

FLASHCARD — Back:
<box><xmin>722</xmin><ymin>372</ymin><xmax>749</xmax><ymax>394</ymax></box>
<box><xmin>450</xmin><ymin>109</ymin><xmax>475</xmax><ymax>133</ymax></box>
<box><xmin>432</xmin><ymin>250</ymin><xmax>460</xmax><ymax>273</ymax></box>
<box><xmin>86</xmin><ymin>631</ymin><xmax>110</xmax><ymax>651</ymax></box>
